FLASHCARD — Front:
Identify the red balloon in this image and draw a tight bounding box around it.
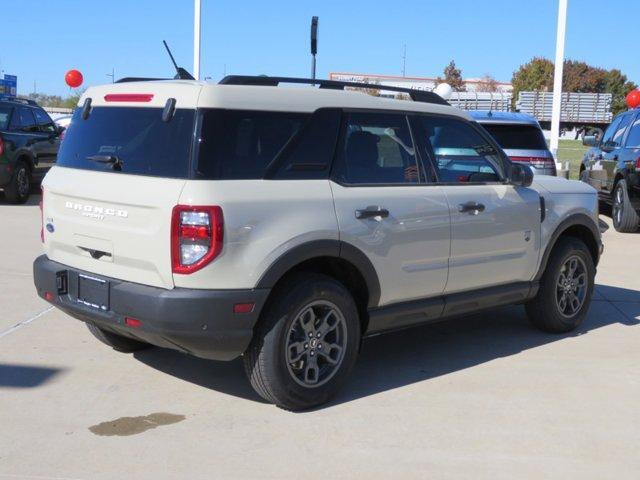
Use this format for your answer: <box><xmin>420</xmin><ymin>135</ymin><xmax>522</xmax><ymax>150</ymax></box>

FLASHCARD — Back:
<box><xmin>65</xmin><ymin>69</ymin><xmax>83</xmax><ymax>88</ymax></box>
<box><xmin>626</xmin><ymin>89</ymin><xmax>640</xmax><ymax>109</ymax></box>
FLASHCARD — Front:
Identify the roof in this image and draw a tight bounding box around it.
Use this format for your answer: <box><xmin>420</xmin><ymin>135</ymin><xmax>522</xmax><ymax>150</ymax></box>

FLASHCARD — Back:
<box><xmin>79</xmin><ymin>79</ymin><xmax>470</xmax><ymax>119</ymax></box>
<box><xmin>468</xmin><ymin>110</ymin><xmax>539</xmax><ymax>125</ymax></box>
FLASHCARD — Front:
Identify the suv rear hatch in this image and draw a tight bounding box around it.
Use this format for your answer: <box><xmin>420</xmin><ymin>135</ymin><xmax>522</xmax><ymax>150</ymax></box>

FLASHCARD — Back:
<box><xmin>42</xmin><ymin>84</ymin><xmax>200</xmax><ymax>289</ymax></box>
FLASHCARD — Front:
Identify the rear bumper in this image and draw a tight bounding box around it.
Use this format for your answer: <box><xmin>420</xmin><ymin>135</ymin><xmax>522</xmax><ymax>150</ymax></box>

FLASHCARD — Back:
<box><xmin>33</xmin><ymin>255</ymin><xmax>270</xmax><ymax>361</ymax></box>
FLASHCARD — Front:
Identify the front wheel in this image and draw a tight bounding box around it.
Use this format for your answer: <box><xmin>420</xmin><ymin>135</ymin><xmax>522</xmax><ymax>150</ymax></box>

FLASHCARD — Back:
<box><xmin>526</xmin><ymin>237</ymin><xmax>595</xmax><ymax>333</ymax></box>
<box><xmin>243</xmin><ymin>273</ymin><xmax>361</xmax><ymax>411</ymax></box>
<box><xmin>612</xmin><ymin>179</ymin><xmax>639</xmax><ymax>233</ymax></box>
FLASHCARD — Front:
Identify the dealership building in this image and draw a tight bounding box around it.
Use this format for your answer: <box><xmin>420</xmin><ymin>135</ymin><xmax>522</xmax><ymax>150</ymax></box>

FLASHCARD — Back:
<box><xmin>328</xmin><ymin>72</ymin><xmax>512</xmax><ymax>93</ymax></box>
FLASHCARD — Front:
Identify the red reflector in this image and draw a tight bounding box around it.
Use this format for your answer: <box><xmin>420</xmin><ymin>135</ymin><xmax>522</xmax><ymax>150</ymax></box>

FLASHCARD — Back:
<box><xmin>233</xmin><ymin>303</ymin><xmax>255</xmax><ymax>314</ymax></box>
<box><xmin>104</xmin><ymin>93</ymin><xmax>154</xmax><ymax>103</ymax></box>
<box><xmin>44</xmin><ymin>292</ymin><xmax>54</xmax><ymax>301</ymax></box>
<box><xmin>180</xmin><ymin>225</ymin><xmax>210</xmax><ymax>240</ymax></box>
<box><xmin>125</xmin><ymin>317</ymin><xmax>142</xmax><ymax>328</ymax></box>
<box><xmin>0</xmin><ymin>137</ymin><xmax>4</xmax><ymax>156</ymax></box>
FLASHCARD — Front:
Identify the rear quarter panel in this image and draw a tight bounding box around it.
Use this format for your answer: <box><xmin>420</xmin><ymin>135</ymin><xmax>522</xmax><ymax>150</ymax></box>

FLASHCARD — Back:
<box><xmin>174</xmin><ymin>180</ymin><xmax>338</xmax><ymax>289</ymax></box>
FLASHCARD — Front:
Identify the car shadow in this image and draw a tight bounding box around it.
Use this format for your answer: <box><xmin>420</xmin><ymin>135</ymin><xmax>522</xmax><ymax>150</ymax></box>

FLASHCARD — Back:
<box><xmin>0</xmin><ymin>363</ymin><xmax>63</xmax><ymax>388</ymax></box>
<box><xmin>0</xmin><ymin>191</ymin><xmax>41</xmax><ymax>206</ymax></box>
<box><xmin>133</xmin><ymin>284</ymin><xmax>640</xmax><ymax>410</ymax></box>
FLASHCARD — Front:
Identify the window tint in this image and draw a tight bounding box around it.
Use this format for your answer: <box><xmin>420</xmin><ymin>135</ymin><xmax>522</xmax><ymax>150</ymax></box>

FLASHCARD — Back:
<box><xmin>56</xmin><ymin>107</ymin><xmax>196</xmax><ymax>178</ymax></box>
<box><xmin>332</xmin><ymin>112</ymin><xmax>419</xmax><ymax>185</ymax></box>
<box><xmin>418</xmin><ymin>116</ymin><xmax>503</xmax><ymax>183</ymax></box>
<box><xmin>624</xmin><ymin>115</ymin><xmax>640</xmax><ymax>148</ymax></box>
<box><xmin>480</xmin><ymin>124</ymin><xmax>547</xmax><ymax>150</ymax></box>
<box><xmin>600</xmin><ymin>115</ymin><xmax>623</xmax><ymax>148</ymax></box>
<box><xmin>11</xmin><ymin>106</ymin><xmax>37</xmax><ymax>132</ymax></box>
<box><xmin>608</xmin><ymin>113</ymin><xmax>633</xmax><ymax>148</ymax></box>
<box><xmin>0</xmin><ymin>105</ymin><xmax>11</xmax><ymax>130</ymax></box>
<box><xmin>33</xmin><ymin>108</ymin><xmax>56</xmax><ymax>133</ymax></box>
<box><xmin>197</xmin><ymin>110</ymin><xmax>309</xmax><ymax>180</ymax></box>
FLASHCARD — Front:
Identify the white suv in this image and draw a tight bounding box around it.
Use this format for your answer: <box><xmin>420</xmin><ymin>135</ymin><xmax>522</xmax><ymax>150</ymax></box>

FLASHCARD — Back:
<box><xmin>33</xmin><ymin>76</ymin><xmax>602</xmax><ymax>410</ymax></box>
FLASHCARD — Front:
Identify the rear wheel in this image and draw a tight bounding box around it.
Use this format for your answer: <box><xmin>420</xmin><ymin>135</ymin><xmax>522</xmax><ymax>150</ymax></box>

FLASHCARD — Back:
<box><xmin>526</xmin><ymin>237</ymin><xmax>595</xmax><ymax>333</ymax></box>
<box><xmin>86</xmin><ymin>323</ymin><xmax>150</xmax><ymax>353</ymax></box>
<box><xmin>612</xmin><ymin>179</ymin><xmax>639</xmax><ymax>233</ymax></box>
<box><xmin>4</xmin><ymin>160</ymin><xmax>30</xmax><ymax>204</ymax></box>
<box><xmin>243</xmin><ymin>273</ymin><xmax>360</xmax><ymax>411</ymax></box>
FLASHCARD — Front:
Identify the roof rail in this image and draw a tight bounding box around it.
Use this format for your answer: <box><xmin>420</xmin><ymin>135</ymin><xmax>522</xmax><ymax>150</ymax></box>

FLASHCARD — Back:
<box><xmin>218</xmin><ymin>75</ymin><xmax>450</xmax><ymax>106</ymax></box>
<box><xmin>0</xmin><ymin>95</ymin><xmax>38</xmax><ymax>106</ymax></box>
<box><xmin>116</xmin><ymin>77</ymin><xmax>171</xmax><ymax>83</ymax></box>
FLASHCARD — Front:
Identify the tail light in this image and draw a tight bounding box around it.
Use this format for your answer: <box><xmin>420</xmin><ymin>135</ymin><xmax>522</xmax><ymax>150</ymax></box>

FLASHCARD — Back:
<box><xmin>0</xmin><ymin>136</ymin><xmax>4</xmax><ymax>156</ymax></box>
<box><xmin>171</xmin><ymin>205</ymin><xmax>223</xmax><ymax>274</ymax></box>
<box><xmin>635</xmin><ymin>157</ymin><xmax>640</xmax><ymax>171</ymax></box>
<box><xmin>510</xmin><ymin>156</ymin><xmax>556</xmax><ymax>171</ymax></box>
<box><xmin>39</xmin><ymin>188</ymin><xmax>44</xmax><ymax>243</ymax></box>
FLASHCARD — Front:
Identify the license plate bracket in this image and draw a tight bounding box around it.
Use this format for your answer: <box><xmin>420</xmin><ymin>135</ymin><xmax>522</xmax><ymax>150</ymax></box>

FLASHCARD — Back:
<box><xmin>77</xmin><ymin>274</ymin><xmax>109</xmax><ymax>311</ymax></box>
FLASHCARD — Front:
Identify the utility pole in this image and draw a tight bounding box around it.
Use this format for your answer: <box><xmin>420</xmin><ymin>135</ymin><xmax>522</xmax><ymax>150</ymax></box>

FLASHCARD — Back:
<box><xmin>310</xmin><ymin>16</ymin><xmax>318</xmax><ymax>80</ymax></box>
<box><xmin>550</xmin><ymin>0</ymin><xmax>568</xmax><ymax>156</ymax></box>
<box><xmin>106</xmin><ymin>68</ymin><xmax>115</xmax><ymax>83</ymax></box>
<box><xmin>402</xmin><ymin>44</ymin><xmax>406</xmax><ymax>77</ymax></box>
<box><xmin>193</xmin><ymin>0</ymin><xmax>202</xmax><ymax>80</ymax></box>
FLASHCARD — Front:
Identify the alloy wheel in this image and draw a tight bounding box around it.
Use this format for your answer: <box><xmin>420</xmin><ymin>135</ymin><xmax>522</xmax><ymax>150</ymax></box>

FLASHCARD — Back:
<box><xmin>555</xmin><ymin>255</ymin><xmax>588</xmax><ymax>318</ymax></box>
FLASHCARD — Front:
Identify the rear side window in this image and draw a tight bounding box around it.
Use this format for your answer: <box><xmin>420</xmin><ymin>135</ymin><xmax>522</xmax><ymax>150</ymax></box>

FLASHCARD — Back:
<box><xmin>417</xmin><ymin>116</ymin><xmax>504</xmax><ymax>183</ymax></box>
<box><xmin>197</xmin><ymin>110</ymin><xmax>309</xmax><ymax>179</ymax></box>
<box><xmin>11</xmin><ymin>106</ymin><xmax>37</xmax><ymax>132</ymax></box>
<box><xmin>332</xmin><ymin>112</ymin><xmax>419</xmax><ymax>185</ymax></box>
<box><xmin>0</xmin><ymin>105</ymin><xmax>12</xmax><ymax>130</ymax></box>
<box><xmin>57</xmin><ymin>107</ymin><xmax>196</xmax><ymax>178</ymax></box>
<box><xmin>33</xmin><ymin>108</ymin><xmax>56</xmax><ymax>133</ymax></box>
<box><xmin>480</xmin><ymin>124</ymin><xmax>547</xmax><ymax>150</ymax></box>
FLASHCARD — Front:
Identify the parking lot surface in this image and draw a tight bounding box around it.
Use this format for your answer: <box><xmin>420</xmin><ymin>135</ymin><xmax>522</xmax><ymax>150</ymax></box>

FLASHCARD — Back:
<box><xmin>1</xmin><ymin>194</ymin><xmax>639</xmax><ymax>480</ymax></box>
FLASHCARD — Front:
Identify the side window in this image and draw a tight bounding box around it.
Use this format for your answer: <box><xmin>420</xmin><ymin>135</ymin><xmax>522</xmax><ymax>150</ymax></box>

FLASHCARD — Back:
<box><xmin>11</xmin><ymin>106</ymin><xmax>37</xmax><ymax>133</ymax></box>
<box><xmin>608</xmin><ymin>113</ymin><xmax>633</xmax><ymax>148</ymax></box>
<box><xmin>417</xmin><ymin>116</ymin><xmax>503</xmax><ymax>183</ymax></box>
<box><xmin>332</xmin><ymin>112</ymin><xmax>419</xmax><ymax>185</ymax></box>
<box><xmin>33</xmin><ymin>108</ymin><xmax>56</xmax><ymax>133</ymax></box>
<box><xmin>600</xmin><ymin>115</ymin><xmax>623</xmax><ymax>148</ymax></box>
<box><xmin>197</xmin><ymin>109</ymin><xmax>309</xmax><ymax>180</ymax></box>
<box><xmin>0</xmin><ymin>105</ymin><xmax>12</xmax><ymax>130</ymax></box>
<box><xmin>624</xmin><ymin>115</ymin><xmax>640</xmax><ymax>148</ymax></box>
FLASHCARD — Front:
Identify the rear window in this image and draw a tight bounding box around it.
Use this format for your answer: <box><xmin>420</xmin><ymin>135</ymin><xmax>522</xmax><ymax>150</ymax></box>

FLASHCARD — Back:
<box><xmin>57</xmin><ymin>107</ymin><xmax>196</xmax><ymax>178</ymax></box>
<box><xmin>196</xmin><ymin>109</ymin><xmax>310</xmax><ymax>179</ymax></box>
<box><xmin>0</xmin><ymin>105</ymin><xmax>11</xmax><ymax>130</ymax></box>
<box><xmin>480</xmin><ymin>123</ymin><xmax>547</xmax><ymax>150</ymax></box>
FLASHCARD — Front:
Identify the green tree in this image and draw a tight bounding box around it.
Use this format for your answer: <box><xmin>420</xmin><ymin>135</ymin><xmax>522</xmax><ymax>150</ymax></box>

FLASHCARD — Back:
<box><xmin>605</xmin><ymin>69</ymin><xmax>638</xmax><ymax>115</ymax></box>
<box><xmin>437</xmin><ymin>60</ymin><xmax>466</xmax><ymax>92</ymax></box>
<box><xmin>511</xmin><ymin>57</ymin><xmax>554</xmax><ymax>101</ymax></box>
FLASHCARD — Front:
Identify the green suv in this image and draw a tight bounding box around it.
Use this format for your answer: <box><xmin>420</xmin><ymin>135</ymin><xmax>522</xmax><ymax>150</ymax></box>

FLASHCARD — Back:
<box><xmin>0</xmin><ymin>97</ymin><xmax>61</xmax><ymax>203</ymax></box>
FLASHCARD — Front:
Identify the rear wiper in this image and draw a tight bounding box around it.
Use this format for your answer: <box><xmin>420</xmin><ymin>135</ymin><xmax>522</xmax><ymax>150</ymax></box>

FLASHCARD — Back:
<box><xmin>87</xmin><ymin>155</ymin><xmax>124</xmax><ymax>170</ymax></box>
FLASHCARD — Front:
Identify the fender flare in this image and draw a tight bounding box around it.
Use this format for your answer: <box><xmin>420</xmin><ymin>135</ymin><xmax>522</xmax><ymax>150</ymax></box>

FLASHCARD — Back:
<box><xmin>256</xmin><ymin>239</ymin><xmax>381</xmax><ymax>308</ymax></box>
<box><xmin>534</xmin><ymin>213</ymin><xmax>601</xmax><ymax>281</ymax></box>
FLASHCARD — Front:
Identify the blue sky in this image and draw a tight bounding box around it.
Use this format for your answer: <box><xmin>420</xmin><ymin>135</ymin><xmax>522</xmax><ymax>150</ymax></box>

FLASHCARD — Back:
<box><xmin>4</xmin><ymin>0</ymin><xmax>639</xmax><ymax>96</ymax></box>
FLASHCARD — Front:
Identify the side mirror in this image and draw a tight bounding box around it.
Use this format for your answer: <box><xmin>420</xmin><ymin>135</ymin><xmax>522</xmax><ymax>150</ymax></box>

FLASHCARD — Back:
<box><xmin>56</xmin><ymin>125</ymin><xmax>66</xmax><ymax>136</ymax></box>
<box><xmin>510</xmin><ymin>163</ymin><xmax>534</xmax><ymax>187</ymax></box>
<box><xmin>582</xmin><ymin>135</ymin><xmax>597</xmax><ymax>147</ymax></box>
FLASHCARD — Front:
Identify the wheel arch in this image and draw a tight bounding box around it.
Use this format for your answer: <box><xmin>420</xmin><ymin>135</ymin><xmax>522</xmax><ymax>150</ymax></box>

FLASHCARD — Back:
<box><xmin>255</xmin><ymin>240</ymin><xmax>381</xmax><ymax>333</ymax></box>
<box><xmin>534</xmin><ymin>214</ymin><xmax>601</xmax><ymax>282</ymax></box>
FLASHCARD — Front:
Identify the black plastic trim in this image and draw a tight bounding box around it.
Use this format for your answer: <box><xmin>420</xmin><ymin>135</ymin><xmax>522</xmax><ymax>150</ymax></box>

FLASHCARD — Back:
<box><xmin>534</xmin><ymin>213</ymin><xmax>602</xmax><ymax>282</ymax></box>
<box><xmin>255</xmin><ymin>239</ymin><xmax>381</xmax><ymax>308</ymax></box>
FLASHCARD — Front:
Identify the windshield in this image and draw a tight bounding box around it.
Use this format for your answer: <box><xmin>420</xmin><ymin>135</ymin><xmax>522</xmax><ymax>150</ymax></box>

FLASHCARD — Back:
<box><xmin>56</xmin><ymin>107</ymin><xmax>196</xmax><ymax>178</ymax></box>
<box><xmin>0</xmin><ymin>105</ymin><xmax>11</xmax><ymax>130</ymax></box>
<box><xmin>481</xmin><ymin>124</ymin><xmax>547</xmax><ymax>150</ymax></box>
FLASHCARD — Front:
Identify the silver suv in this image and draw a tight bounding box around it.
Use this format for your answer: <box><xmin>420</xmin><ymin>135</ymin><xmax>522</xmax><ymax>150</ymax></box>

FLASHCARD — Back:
<box><xmin>33</xmin><ymin>76</ymin><xmax>602</xmax><ymax>410</ymax></box>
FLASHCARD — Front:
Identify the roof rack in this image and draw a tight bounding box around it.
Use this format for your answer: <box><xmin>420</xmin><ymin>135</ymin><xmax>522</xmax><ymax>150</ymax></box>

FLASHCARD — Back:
<box><xmin>0</xmin><ymin>95</ymin><xmax>38</xmax><ymax>106</ymax></box>
<box><xmin>218</xmin><ymin>75</ymin><xmax>450</xmax><ymax>106</ymax></box>
<box><xmin>116</xmin><ymin>77</ymin><xmax>170</xmax><ymax>83</ymax></box>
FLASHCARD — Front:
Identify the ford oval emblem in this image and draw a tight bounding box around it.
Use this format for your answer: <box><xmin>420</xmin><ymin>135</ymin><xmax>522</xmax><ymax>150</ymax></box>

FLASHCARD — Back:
<box><xmin>46</xmin><ymin>223</ymin><xmax>55</xmax><ymax>233</ymax></box>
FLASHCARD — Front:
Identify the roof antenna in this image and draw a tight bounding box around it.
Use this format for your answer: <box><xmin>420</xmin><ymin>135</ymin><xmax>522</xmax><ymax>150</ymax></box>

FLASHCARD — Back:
<box><xmin>163</xmin><ymin>40</ymin><xmax>195</xmax><ymax>80</ymax></box>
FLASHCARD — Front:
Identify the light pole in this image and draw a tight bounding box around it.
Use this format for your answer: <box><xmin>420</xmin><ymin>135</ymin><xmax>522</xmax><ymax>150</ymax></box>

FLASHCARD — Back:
<box><xmin>550</xmin><ymin>0</ymin><xmax>568</xmax><ymax>156</ymax></box>
<box><xmin>193</xmin><ymin>0</ymin><xmax>202</xmax><ymax>80</ymax></box>
<box><xmin>310</xmin><ymin>16</ymin><xmax>318</xmax><ymax>80</ymax></box>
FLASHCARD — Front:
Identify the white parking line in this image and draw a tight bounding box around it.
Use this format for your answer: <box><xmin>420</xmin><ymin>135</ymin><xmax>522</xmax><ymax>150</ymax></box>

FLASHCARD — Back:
<box><xmin>0</xmin><ymin>307</ymin><xmax>54</xmax><ymax>339</ymax></box>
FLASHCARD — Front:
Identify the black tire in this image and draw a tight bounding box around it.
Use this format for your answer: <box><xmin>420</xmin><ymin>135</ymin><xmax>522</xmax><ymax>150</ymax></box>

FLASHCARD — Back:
<box><xmin>4</xmin><ymin>160</ymin><xmax>30</xmax><ymax>204</ymax></box>
<box><xmin>525</xmin><ymin>237</ymin><xmax>595</xmax><ymax>333</ymax></box>
<box><xmin>612</xmin><ymin>179</ymin><xmax>639</xmax><ymax>233</ymax></box>
<box><xmin>243</xmin><ymin>273</ymin><xmax>361</xmax><ymax>411</ymax></box>
<box><xmin>86</xmin><ymin>323</ymin><xmax>150</xmax><ymax>353</ymax></box>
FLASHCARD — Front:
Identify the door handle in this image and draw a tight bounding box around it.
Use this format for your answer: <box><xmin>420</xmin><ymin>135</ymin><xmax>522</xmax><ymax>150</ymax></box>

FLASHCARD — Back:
<box><xmin>458</xmin><ymin>201</ymin><xmax>485</xmax><ymax>214</ymax></box>
<box><xmin>355</xmin><ymin>206</ymin><xmax>389</xmax><ymax>219</ymax></box>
